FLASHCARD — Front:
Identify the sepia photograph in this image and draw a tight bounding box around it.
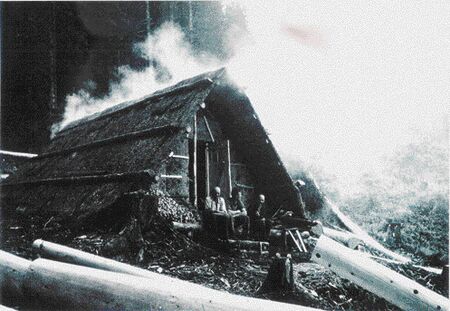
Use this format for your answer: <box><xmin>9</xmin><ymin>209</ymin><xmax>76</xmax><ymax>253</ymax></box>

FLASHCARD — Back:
<box><xmin>0</xmin><ymin>1</ymin><xmax>448</xmax><ymax>310</ymax></box>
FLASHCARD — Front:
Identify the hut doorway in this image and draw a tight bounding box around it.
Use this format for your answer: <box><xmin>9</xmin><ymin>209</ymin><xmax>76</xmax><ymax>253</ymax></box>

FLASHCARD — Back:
<box><xmin>188</xmin><ymin>140</ymin><xmax>208</xmax><ymax>210</ymax></box>
<box><xmin>196</xmin><ymin>141</ymin><xmax>207</xmax><ymax>209</ymax></box>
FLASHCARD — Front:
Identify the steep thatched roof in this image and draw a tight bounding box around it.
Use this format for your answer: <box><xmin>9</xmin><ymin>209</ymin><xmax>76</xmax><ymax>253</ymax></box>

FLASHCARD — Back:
<box><xmin>1</xmin><ymin>68</ymin><xmax>301</xmax><ymax>221</ymax></box>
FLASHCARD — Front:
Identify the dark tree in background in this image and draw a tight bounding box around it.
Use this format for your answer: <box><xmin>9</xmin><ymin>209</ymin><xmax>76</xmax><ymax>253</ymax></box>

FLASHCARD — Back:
<box><xmin>1</xmin><ymin>1</ymin><xmax>246</xmax><ymax>153</ymax></box>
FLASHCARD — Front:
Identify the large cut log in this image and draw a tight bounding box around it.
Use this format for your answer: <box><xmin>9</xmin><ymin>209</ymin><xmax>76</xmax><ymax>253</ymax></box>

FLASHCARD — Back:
<box><xmin>24</xmin><ymin>258</ymin><xmax>321</xmax><ymax>311</ymax></box>
<box><xmin>32</xmin><ymin>239</ymin><xmax>161</xmax><ymax>280</ymax></box>
<box><xmin>0</xmin><ymin>250</ymin><xmax>30</xmax><ymax>299</ymax></box>
<box><xmin>311</xmin><ymin>235</ymin><xmax>449</xmax><ymax>311</ymax></box>
<box><xmin>0</xmin><ymin>305</ymin><xmax>17</xmax><ymax>311</ymax></box>
<box><xmin>361</xmin><ymin>253</ymin><xmax>443</xmax><ymax>274</ymax></box>
<box><xmin>325</xmin><ymin>198</ymin><xmax>410</xmax><ymax>263</ymax></box>
<box><xmin>322</xmin><ymin>227</ymin><xmax>363</xmax><ymax>249</ymax></box>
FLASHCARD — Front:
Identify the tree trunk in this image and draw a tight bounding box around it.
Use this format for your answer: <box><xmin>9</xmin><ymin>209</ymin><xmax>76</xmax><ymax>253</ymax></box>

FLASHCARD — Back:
<box><xmin>0</xmin><ymin>251</ymin><xmax>30</xmax><ymax>300</ymax></box>
<box><xmin>24</xmin><ymin>257</ymin><xmax>322</xmax><ymax>311</ymax></box>
<box><xmin>312</xmin><ymin>235</ymin><xmax>449</xmax><ymax>311</ymax></box>
<box><xmin>322</xmin><ymin>227</ymin><xmax>362</xmax><ymax>250</ymax></box>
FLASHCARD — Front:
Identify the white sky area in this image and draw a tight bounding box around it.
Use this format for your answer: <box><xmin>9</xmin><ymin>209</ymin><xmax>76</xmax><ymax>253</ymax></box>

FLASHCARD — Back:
<box><xmin>62</xmin><ymin>1</ymin><xmax>449</xmax><ymax>195</ymax></box>
<box><xmin>226</xmin><ymin>1</ymin><xmax>449</xmax><ymax>191</ymax></box>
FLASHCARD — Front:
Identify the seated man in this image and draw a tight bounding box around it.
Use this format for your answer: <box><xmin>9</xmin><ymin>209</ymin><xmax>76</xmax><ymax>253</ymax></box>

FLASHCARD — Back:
<box><xmin>205</xmin><ymin>186</ymin><xmax>227</xmax><ymax>213</ymax></box>
<box><xmin>204</xmin><ymin>186</ymin><xmax>230</xmax><ymax>239</ymax></box>
<box><xmin>228</xmin><ymin>187</ymin><xmax>249</xmax><ymax>237</ymax></box>
<box><xmin>250</xmin><ymin>194</ymin><xmax>268</xmax><ymax>239</ymax></box>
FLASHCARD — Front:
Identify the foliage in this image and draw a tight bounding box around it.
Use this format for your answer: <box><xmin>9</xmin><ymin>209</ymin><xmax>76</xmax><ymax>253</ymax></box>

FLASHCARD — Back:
<box><xmin>289</xmin><ymin>131</ymin><xmax>449</xmax><ymax>264</ymax></box>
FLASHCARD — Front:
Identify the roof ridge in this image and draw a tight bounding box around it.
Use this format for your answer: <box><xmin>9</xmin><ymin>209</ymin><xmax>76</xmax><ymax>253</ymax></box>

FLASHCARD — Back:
<box><xmin>57</xmin><ymin>68</ymin><xmax>225</xmax><ymax>135</ymax></box>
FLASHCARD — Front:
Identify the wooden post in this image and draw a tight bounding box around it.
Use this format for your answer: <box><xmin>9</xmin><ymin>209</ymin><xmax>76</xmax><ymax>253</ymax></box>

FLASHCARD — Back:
<box><xmin>226</xmin><ymin>140</ymin><xmax>232</xmax><ymax>198</ymax></box>
<box><xmin>259</xmin><ymin>255</ymin><xmax>294</xmax><ymax>293</ymax></box>
<box><xmin>193</xmin><ymin>113</ymin><xmax>198</xmax><ymax>207</ymax></box>
<box><xmin>205</xmin><ymin>143</ymin><xmax>210</xmax><ymax>197</ymax></box>
<box><xmin>49</xmin><ymin>3</ymin><xmax>57</xmax><ymax>116</ymax></box>
<box><xmin>311</xmin><ymin>236</ymin><xmax>449</xmax><ymax>311</ymax></box>
<box><xmin>203</xmin><ymin>116</ymin><xmax>215</xmax><ymax>143</ymax></box>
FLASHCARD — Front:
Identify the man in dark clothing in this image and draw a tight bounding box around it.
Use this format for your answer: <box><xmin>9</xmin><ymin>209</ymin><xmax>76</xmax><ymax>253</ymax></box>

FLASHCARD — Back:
<box><xmin>228</xmin><ymin>187</ymin><xmax>249</xmax><ymax>237</ymax></box>
<box><xmin>250</xmin><ymin>194</ymin><xmax>268</xmax><ymax>239</ymax></box>
<box><xmin>294</xmin><ymin>179</ymin><xmax>307</xmax><ymax>218</ymax></box>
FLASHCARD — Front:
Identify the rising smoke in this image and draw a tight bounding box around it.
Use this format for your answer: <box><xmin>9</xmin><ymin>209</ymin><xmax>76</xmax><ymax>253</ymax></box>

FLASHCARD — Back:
<box><xmin>57</xmin><ymin>1</ymin><xmax>449</xmax><ymax>202</ymax></box>
<box><xmin>57</xmin><ymin>23</ymin><xmax>221</xmax><ymax>131</ymax></box>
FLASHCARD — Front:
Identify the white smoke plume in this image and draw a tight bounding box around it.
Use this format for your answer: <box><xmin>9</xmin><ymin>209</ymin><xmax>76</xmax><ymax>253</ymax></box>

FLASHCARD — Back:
<box><xmin>57</xmin><ymin>1</ymin><xmax>449</xmax><ymax>200</ymax></box>
<box><xmin>57</xmin><ymin>23</ymin><xmax>220</xmax><ymax>131</ymax></box>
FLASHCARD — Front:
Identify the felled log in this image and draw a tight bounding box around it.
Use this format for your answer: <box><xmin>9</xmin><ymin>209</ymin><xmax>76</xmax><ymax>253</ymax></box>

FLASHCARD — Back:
<box><xmin>0</xmin><ymin>250</ymin><xmax>30</xmax><ymax>299</ymax></box>
<box><xmin>0</xmin><ymin>305</ymin><xmax>17</xmax><ymax>311</ymax></box>
<box><xmin>228</xmin><ymin>239</ymin><xmax>269</xmax><ymax>253</ymax></box>
<box><xmin>311</xmin><ymin>235</ymin><xmax>449</xmax><ymax>311</ymax></box>
<box><xmin>363</xmin><ymin>253</ymin><xmax>443</xmax><ymax>274</ymax></box>
<box><xmin>322</xmin><ymin>227</ymin><xmax>363</xmax><ymax>250</ymax></box>
<box><xmin>324</xmin><ymin>198</ymin><xmax>410</xmax><ymax>263</ymax></box>
<box><xmin>172</xmin><ymin>221</ymin><xmax>202</xmax><ymax>232</ymax></box>
<box><xmin>33</xmin><ymin>239</ymin><xmax>157</xmax><ymax>280</ymax></box>
<box><xmin>24</xmin><ymin>258</ymin><xmax>322</xmax><ymax>311</ymax></box>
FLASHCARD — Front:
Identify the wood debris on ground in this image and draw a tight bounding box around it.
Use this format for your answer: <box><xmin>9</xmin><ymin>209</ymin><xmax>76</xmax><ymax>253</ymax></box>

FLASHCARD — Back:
<box><xmin>0</xmin><ymin>203</ymin><xmax>447</xmax><ymax>311</ymax></box>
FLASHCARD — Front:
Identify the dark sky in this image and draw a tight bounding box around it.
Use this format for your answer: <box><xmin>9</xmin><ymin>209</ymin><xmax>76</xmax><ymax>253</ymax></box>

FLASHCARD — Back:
<box><xmin>0</xmin><ymin>2</ymin><xmax>245</xmax><ymax>153</ymax></box>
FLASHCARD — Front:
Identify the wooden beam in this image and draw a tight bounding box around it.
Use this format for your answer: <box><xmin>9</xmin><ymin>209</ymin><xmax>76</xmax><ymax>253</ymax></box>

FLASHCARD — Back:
<box><xmin>226</xmin><ymin>140</ymin><xmax>232</xmax><ymax>198</ymax></box>
<box><xmin>31</xmin><ymin>241</ymin><xmax>322</xmax><ymax>311</ymax></box>
<box><xmin>35</xmin><ymin>124</ymin><xmax>182</xmax><ymax>160</ymax></box>
<box><xmin>202</xmin><ymin>116</ymin><xmax>215</xmax><ymax>143</ymax></box>
<box><xmin>235</xmin><ymin>183</ymin><xmax>255</xmax><ymax>190</ymax></box>
<box><xmin>168</xmin><ymin>152</ymin><xmax>189</xmax><ymax>160</ymax></box>
<box><xmin>172</xmin><ymin>222</ymin><xmax>202</xmax><ymax>231</ymax></box>
<box><xmin>205</xmin><ymin>143</ymin><xmax>210</xmax><ymax>197</ymax></box>
<box><xmin>287</xmin><ymin>230</ymin><xmax>304</xmax><ymax>253</ymax></box>
<box><xmin>296</xmin><ymin>230</ymin><xmax>308</xmax><ymax>252</ymax></box>
<box><xmin>311</xmin><ymin>236</ymin><xmax>449</xmax><ymax>311</ymax></box>
<box><xmin>1</xmin><ymin>170</ymin><xmax>159</xmax><ymax>188</ymax></box>
<box><xmin>0</xmin><ymin>150</ymin><xmax>37</xmax><ymax>158</ymax></box>
<box><xmin>193</xmin><ymin>114</ymin><xmax>198</xmax><ymax>207</ymax></box>
<box><xmin>160</xmin><ymin>174</ymin><xmax>183</xmax><ymax>180</ymax></box>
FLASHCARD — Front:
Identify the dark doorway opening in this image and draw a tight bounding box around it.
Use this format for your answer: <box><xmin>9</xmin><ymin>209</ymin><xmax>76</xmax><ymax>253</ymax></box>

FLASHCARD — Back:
<box><xmin>189</xmin><ymin>140</ymin><xmax>207</xmax><ymax>210</ymax></box>
<box><xmin>197</xmin><ymin>141</ymin><xmax>207</xmax><ymax>209</ymax></box>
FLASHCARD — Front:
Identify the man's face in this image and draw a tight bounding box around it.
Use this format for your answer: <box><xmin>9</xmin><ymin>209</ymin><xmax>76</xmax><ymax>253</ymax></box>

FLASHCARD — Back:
<box><xmin>259</xmin><ymin>194</ymin><xmax>265</xmax><ymax>203</ymax></box>
<box><xmin>213</xmin><ymin>187</ymin><xmax>221</xmax><ymax>197</ymax></box>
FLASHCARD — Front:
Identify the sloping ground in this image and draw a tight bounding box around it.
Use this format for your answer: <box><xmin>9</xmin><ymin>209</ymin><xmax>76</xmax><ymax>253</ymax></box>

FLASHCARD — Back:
<box><xmin>2</xmin><ymin>198</ymin><xmax>447</xmax><ymax>311</ymax></box>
